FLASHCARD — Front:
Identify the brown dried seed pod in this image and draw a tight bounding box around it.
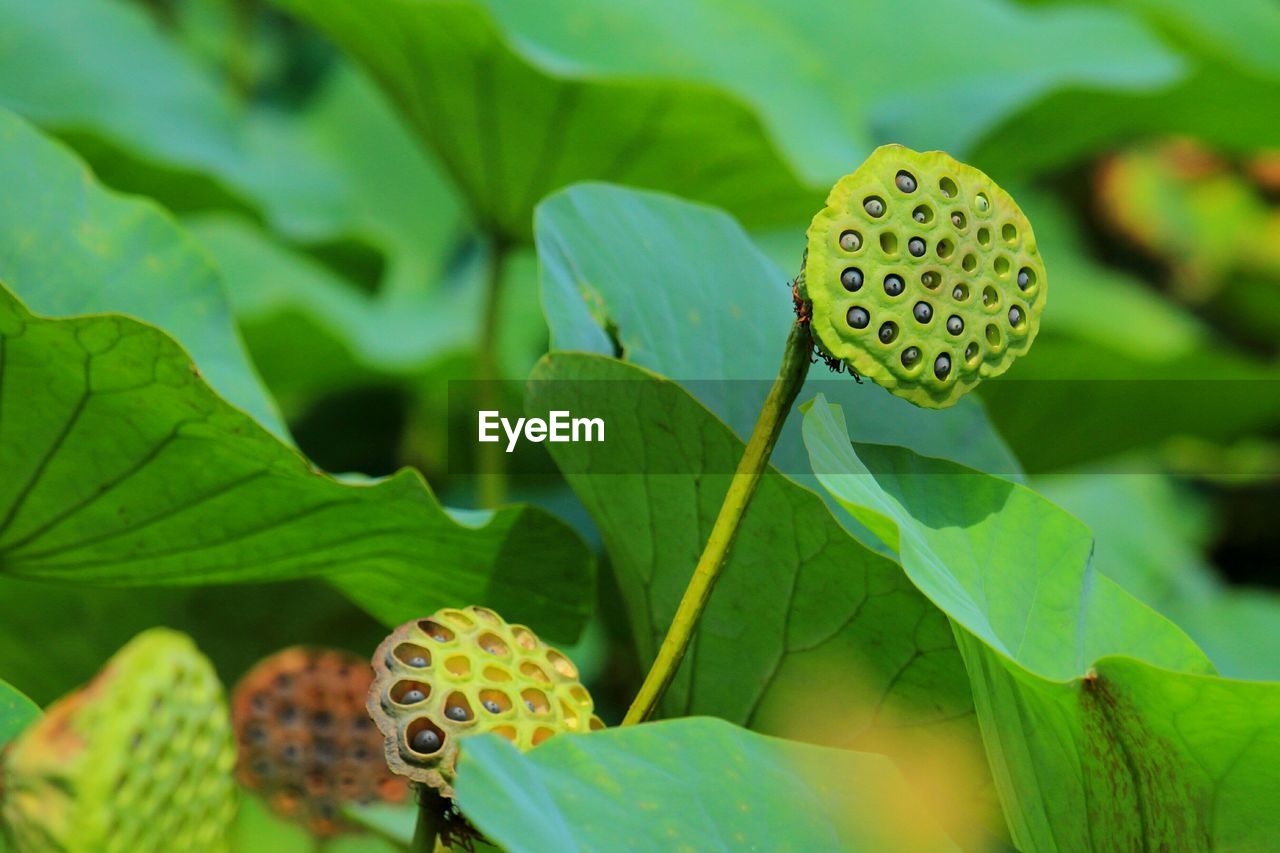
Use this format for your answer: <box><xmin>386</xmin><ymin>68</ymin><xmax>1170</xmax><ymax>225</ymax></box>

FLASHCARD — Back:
<box><xmin>231</xmin><ymin>647</ymin><xmax>409</xmax><ymax>837</ymax></box>
<box><xmin>369</xmin><ymin>606</ymin><xmax>604</xmax><ymax>798</ymax></box>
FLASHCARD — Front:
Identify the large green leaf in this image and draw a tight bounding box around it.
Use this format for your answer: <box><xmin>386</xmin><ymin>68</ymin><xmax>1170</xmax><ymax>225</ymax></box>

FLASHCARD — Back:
<box><xmin>0</xmin><ymin>284</ymin><xmax>592</xmax><ymax>641</ymax></box>
<box><xmin>0</xmin><ymin>107</ymin><xmax>284</xmax><ymax>438</ymax></box>
<box><xmin>526</xmin><ymin>354</ymin><xmax>996</xmax><ymax>839</ymax></box>
<box><xmin>271</xmin><ymin>0</ymin><xmax>820</xmax><ymax>240</ymax></box>
<box><xmin>801</xmin><ymin>397</ymin><xmax>1280</xmax><ymax>849</ymax></box>
<box><xmin>0</xmin><ymin>677</ymin><xmax>37</xmax><ymax>749</ymax></box>
<box><xmin>454</xmin><ymin>719</ymin><xmax>956</xmax><ymax>851</ymax></box>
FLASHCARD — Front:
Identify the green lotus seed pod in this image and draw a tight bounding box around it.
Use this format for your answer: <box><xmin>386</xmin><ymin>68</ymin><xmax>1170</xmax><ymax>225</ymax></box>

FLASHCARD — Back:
<box><xmin>368</xmin><ymin>606</ymin><xmax>604</xmax><ymax>798</ymax></box>
<box><xmin>231</xmin><ymin>647</ymin><xmax>409</xmax><ymax>838</ymax></box>
<box><xmin>802</xmin><ymin>144</ymin><xmax>1047</xmax><ymax>408</ymax></box>
<box><xmin>0</xmin><ymin>628</ymin><xmax>237</xmax><ymax>852</ymax></box>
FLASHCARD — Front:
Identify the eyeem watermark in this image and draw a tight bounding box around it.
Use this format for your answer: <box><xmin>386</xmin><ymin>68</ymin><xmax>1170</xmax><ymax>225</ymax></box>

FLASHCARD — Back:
<box><xmin>478</xmin><ymin>410</ymin><xmax>605</xmax><ymax>453</ymax></box>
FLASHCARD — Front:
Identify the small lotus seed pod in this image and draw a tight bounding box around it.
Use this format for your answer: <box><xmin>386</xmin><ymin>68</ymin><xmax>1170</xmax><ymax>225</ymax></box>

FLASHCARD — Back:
<box><xmin>800</xmin><ymin>144</ymin><xmax>1047</xmax><ymax>407</ymax></box>
<box><xmin>368</xmin><ymin>606</ymin><xmax>603</xmax><ymax>798</ymax></box>
<box><xmin>231</xmin><ymin>647</ymin><xmax>409</xmax><ymax>837</ymax></box>
<box><xmin>0</xmin><ymin>629</ymin><xmax>236</xmax><ymax>852</ymax></box>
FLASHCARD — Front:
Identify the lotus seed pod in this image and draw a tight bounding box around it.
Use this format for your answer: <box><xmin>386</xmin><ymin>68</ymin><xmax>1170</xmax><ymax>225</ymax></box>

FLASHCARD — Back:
<box><xmin>231</xmin><ymin>647</ymin><xmax>409</xmax><ymax>837</ymax></box>
<box><xmin>0</xmin><ymin>628</ymin><xmax>236</xmax><ymax>852</ymax></box>
<box><xmin>801</xmin><ymin>144</ymin><xmax>1047</xmax><ymax>408</ymax></box>
<box><xmin>368</xmin><ymin>606</ymin><xmax>604</xmax><ymax>798</ymax></box>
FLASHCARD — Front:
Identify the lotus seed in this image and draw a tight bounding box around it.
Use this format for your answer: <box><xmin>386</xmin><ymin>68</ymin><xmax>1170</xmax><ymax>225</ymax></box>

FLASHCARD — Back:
<box><xmin>947</xmin><ymin>315</ymin><xmax>964</xmax><ymax>335</ymax></box>
<box><xmin>432</xmin><ymin>634</ymin><xmax>448</xmax><ymax>643</ymax></box>
<box><xmin>846</xmin><ymin>306</ymin><xmax>870</xmax><ymax>329</ymax></box>
<box><xmin>952</xmin><ymin>284</ymin><xmax>968</xmax><ymax>301</ymax></box>
<box><xmin>411</xmin><ymin>729</ymin><xmax>441</xmax><ymax>753</ymax></box>
<box><xmin>975</xmin><ymin>193</ymin><xmax>990</xmax><ymax>212</ymax></box>
<box><xmin>934</xmin><ymin>354</ymin><xmax>952</xmax><ymax>379</ymax></box>
<box><xmin>921</xmin><ymin>271</ymin><xmax>940</xmax><ymax>289</ymax></box>
<box><xmin>841</xmin><ymin>267</ymin><xmax>864</xmax><ymax>291</ymax></box>
<box><xmin>965</xmin><ymin>342</ymin><xmax>979</xmax><ymax>361</ymax></box>
<box><xmin>884</xmin><ymin>274</ymin><xmax>904</xmax><ymax>296</ymax></box>
<box><xmin>408</xmin><ymin>656</ymin><xmax>427</xmax><ymax>668</ymax></box>
<box><xmin>951</xmin><ymin>212</ymin><xmax>966</xmax><ymax>229</ymax></box>
<box><xmin>1018</xmin><ymin>268</ymin><xmax>1032</xmax><ymax>289</ymax></box>
<box><xmin>840</xmin><ymin>230</ymin><xmax>862</xmax><ymax>251</ymax></box>
<box><xmin>913</xmin><ymin>301</ymin><xmax>934</xmax><ymax>323</ymax></box>
<box><xmin>913</xmin><ymin>209</ymin><xmax>926</xmax><ymax>223</ymax></box>
<box><xmin>445</xmin><ymin>705</ymin><xmax>469</xmax><ymax>722</ymax></box>
<box><xmin>879</xmin><ymin>322</ymin><xmax>898</xmax><ymax>344</ymax></box>
<box><xmin>863</xmin><ymin>197</ymin><xmax>885</xmax><ymax>217</ymax></box>
<box><xmin>400</xmin><ymin>689</ymin><xmax>426</xmax><ymax>705</ymax></box>
<box><xmin>896</xmin><ymin>171</ymin><xmax>918</xmax><ymax>193</ymax></box>
<box><xmin>908</xmin><ymin>237</ymin><xmax>926</xmax><ymax>257</ymax></box>
<box><xmin>1009</xmin><ymin>306</ymin><xmax>1024</xmax><ymax>327</ymax></box>
<box><xmin>901</xmin><ymin>347</ymin><xmax>921</xmax><ymax>367</ymax></box>
<box><xmin>483</xmin><ymin>700</ymin><xmax>502</xmax><ymax>713</ymax></box>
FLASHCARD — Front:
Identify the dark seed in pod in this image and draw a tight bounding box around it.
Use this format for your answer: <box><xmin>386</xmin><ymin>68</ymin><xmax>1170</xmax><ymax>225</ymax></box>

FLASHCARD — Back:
<box><xmin>863</xmin><ymin>197</ymin><xmax>885</xmax><ymax>217</ymax></box>
<box><xmin>526</xmin><ymin>700</ymin><xmax>537</xmax><ymax>712</ymax></box>
<box><xmin>883</xmin><ymin>274</ymin><xmax>904</xmax><ymax>296</ymax></box>
<box><xmin>921</xmin><ymin>271</ymin><xmax>940</xmax><ymax>289</ymax></box>
<box><xmin>841</xmin><ymin>267</ymin><xmax>863</xmax><ymax>291</ymax></box>
<box><xmin>432</xmin><ymin>634</ymin><xmax>448</xmax><ymax>643</ymax></box>
<box><xmin>1017</xmin><ymin>268</ymin><xmax>1031</xmax><ymax>289</ymax></box>
<box><xmin>483</xmin><ymin>700</ymin><xmax>502</xmax><ymax>713</ymax></box>
<box><xmin>878</xmin><ymin>322</ymin><xmax>898</xmax><ymax>344</ymax></box>
<box><xmin>411</xmin><ymin>729</ymin><xmax>441</xmax><ymax>753</ymax></box>
<box><xmin>840</xmin><ymin>230</ymin><xmax>862</xmax><ymax>252</ymax></box>
<box><xmin>895</xmin><ymin>171</ymin><xmax>918</xmax><ymax>193</ymax></box>
<box><xmin>934</xmin><ymin>354</ymin><xmax>952</xmax><ymax>380</ymax></box>
<box><xmin>846</xmin><ymin>306</ymin><xmax>870</xmax><ymax>329</ymax></box>
<box><xmin>407</xmin><ymin>656</ymin><xmax>428</xmax><ymax>668</ymax></box>
<box><xmin>951</xmin><ymin>212</ymin><xmax>966</xmax><ymax>229</ymax></box>
<box><xmin>952</xmin><ymin>285</ymin><xmax>967</xmax><ymax>301</ymax></box>
<box><xmin>400</xmin><ymin>689</ymin><xmax>426</xmax><ymax>705</ymax></box>
<box><xmin>908</xmin><ymin>237</ymin><xmax>926</xmax><ymax>257</ymax></box>
<box><xmin>445</xmin><ymin>706</ymin><xmax>470</xmax><ymax>722</ymax></box>
<box><xmin>913</xmin><ymin>301</ymin><xmax>934</xmax><ymax>324</ymax></box>
<box><xmin>1009</xmin><ymin>306</ymin><xmax>1024</xmax><ymax>327</ymax></box>
<box><xmin>913</xmin><ymin>209</ymin><xmax>926</xmax><ymax>223</ymax></box>
<box><xmin>901</xmin><ymin>347</ymin><xmax>921</xmax><ymax>367</ymax></box>
<box><xmin>946</xmin><ymin>315</ymin><xmax>964</xmax><ymax>335</ymax></box>
<box><xmin>966</xmin><ymin>342</ymin><xmax>979</xmax><ymax>361</ymax></box>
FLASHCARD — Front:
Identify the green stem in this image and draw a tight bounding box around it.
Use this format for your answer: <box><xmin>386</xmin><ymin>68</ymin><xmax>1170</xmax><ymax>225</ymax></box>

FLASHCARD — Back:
<box><xmin>476</xmin><ymin>243</ymin><xmax>509</xmax><ymax>508</ymax></box>
<box><xmin>411</xmin><ymin>786</ymin><xmax>443</xmax><ymax>852</ymax></box>
<box><xmin>622</xmin><ymin>320</ymin><xmax>813</xmax><ymax>725</ymax></box>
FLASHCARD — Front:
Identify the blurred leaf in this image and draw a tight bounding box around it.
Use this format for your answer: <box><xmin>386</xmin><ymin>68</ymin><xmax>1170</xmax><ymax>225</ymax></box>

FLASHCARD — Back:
<box><xmin>454</xmin><ymin>720</ymin><xmax>956</xmax><ymax>851</ymax></box>
<box><xmin>0</xmin><ymin>107</ymin><xmax>285</xmax><ymax>438</ymax></box>
<box><xmin>0</xmin><ymin>284</ymin><xmax>593</xmax><ymax>641</ymax></box>
<box><xmin>526</xmin><ymin>354</ymin><xmax>996</xmax><ymax>840</ymax></box>
<box><xmin>1023</xmin><ymin>0</ymin><xmax>1280</xmax><ymax>81</ymax></box>
<box><xmin>979</xmin><ymin>191</ymin><xmax>1280</xmax><ymax>470</ymax></box>
<box><xmin>271</xmin><ymin>0</ymin><xmax>820</xmax><ymax>240</ymax></box>
<box><xmin>972</xmin><ymin>64</ymin><xmax>1280</xmax><ymax>178</ymax></box>
<box><xmin>0</xmin><ymin>576</ymin><xmax>386</xmax><ymax>707</ymax></box>
<box><xmin>802</xmin><ymin>397</ymin><xmax>1280</xmax><ymax>850</ymax></box>
<box><xmin>537</xmin><ymin>184</ymin><xmax>1019</xmax><ymax>486</ymax></box>
<box><xmin>0</xmin><ymin>0</ymin><xmax>469</xmax><ymax>296</ymax></box>
<box><xmin>481</xmin><ymin>0</ymin><xmax>1181</xmax><ymax>178</ymax></box>
<box><xmin>0</xmin><ymin>677</ymin><xmax>38</xmax><ymax>749</ymax></box>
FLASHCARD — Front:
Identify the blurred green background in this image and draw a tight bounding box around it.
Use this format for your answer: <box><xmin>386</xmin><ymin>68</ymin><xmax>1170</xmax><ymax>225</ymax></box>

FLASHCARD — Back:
<box><xmin>0</xmin><ymin>0</ymin><xmax>1277</xmax><ymax>847</ymax></box>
